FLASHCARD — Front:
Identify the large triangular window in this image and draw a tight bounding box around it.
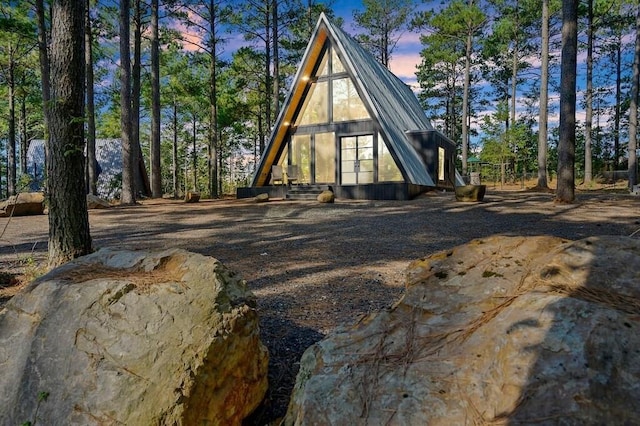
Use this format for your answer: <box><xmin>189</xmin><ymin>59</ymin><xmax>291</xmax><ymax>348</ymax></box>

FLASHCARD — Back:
<box><xmin>294</xmin><ymin>45</ymin><xmax>369</xmax><ymax>126</ymax></box>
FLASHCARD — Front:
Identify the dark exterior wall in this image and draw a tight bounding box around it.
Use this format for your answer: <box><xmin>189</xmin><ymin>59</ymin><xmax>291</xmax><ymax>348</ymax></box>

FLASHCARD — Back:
<box><xmin>237</xmin><ymin>183</ymin><xmax>432</xmax><ymax>201</ymax></box>
<box><xmin>405</xmin><ymin>130</ymin><xmax>456</xmax><ymax>189</ymax></box>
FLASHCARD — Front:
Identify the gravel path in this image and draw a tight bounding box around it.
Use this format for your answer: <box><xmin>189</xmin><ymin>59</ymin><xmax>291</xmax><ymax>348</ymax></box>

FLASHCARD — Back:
<box><xmin>1</xmin><ymin>190</ymin><xmax>639</xmax><ymax>424</ymax></box>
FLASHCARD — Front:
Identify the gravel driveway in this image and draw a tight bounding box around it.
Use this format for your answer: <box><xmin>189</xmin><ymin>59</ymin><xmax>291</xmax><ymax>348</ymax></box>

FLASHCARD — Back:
<box><xmin>1</xmin><ymin>190</ymin><xmax>639</xmax><ymax>424</ymax></box>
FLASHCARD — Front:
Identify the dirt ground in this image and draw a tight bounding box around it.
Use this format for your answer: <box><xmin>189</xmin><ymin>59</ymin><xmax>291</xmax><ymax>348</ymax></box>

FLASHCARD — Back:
<box><xmin>1</xmin><ymin>187</ymin><xmax>639</xmax><ymax>424</ymax></box>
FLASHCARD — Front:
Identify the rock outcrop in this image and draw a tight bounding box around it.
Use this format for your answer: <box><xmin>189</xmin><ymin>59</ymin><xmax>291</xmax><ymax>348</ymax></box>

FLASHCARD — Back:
<box><xmin>0</xmin><ymin>248</ymin><xmax>268</xmax><ymax>425</ymax></box>
<box><xmin>454</xmin><ymin>184</ymin><xmax>486</xmax><ymax>202</ymax></box>
<box><xmin>285</xmin><ymin>235</ymin><xmax>640</xmax><ymax>425</ymax></box>
<box><xmin>86</xmin><ymin>193</ymin><xmax>111</xmax><ymax>209</ymax></box>
<box><xmin>255</xmin><ymin>193</ymin><xmax>269</xmax><ymax>203</ymax></box>
<box><xmin>0</xmin><ymin>192</ymin><xmax>45</xmax><ymax>217</ymax></box>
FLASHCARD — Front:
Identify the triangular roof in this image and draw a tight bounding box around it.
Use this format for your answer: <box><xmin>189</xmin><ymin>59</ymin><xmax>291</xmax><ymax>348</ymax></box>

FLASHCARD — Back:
<box><xmin>252</xmin><ymin>13</ymin><xmax>442</xmax><ymax>187</ymax></box>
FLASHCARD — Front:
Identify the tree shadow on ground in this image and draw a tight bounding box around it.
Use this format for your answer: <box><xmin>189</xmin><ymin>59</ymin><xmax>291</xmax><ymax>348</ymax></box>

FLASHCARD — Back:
<box><xmin>1</xmin><ymin>192</ymin><xmax>639</xmax><ymax>423</ymax></box>
<box><xmin>245</xmin><ymin>316</ymin><xmax>324</xmax><ymax>425</ymax></box>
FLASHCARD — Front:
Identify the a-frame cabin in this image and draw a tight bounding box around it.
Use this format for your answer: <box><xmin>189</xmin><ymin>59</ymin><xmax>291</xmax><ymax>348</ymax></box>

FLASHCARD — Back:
<box><xmin>237</xmin><ymin>13</ymin><xmax>458</xmax><ymax>201</ymax></box>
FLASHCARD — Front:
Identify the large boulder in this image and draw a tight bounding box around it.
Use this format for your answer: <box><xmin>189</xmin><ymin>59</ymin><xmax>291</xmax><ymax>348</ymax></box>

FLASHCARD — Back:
<box><xmin>454</xmin><ymin>184</ymin><xmax>486</xmax><ymax>202</ymax></box>
<box><xmin>255</xmin><ymin>193</ymin><xmax>269</xmax><ymax>203</ymax></box>
<box><xmin>285</xmin><ymin>235</ymin><xmax>640</xmax><ymax>425</ymax></box>
<box><xmin>0</xmin><ymin>192</ymin><xmax>45</xmax><ymax>217</ymax></box>
<box><xmin>317</xmin><ymin>190</ymin><xmax>335</xmax><ymax>203</ymax></box>
<box><xmin>86</xmin><ymin>193</ymin><xmax>111</xmax><ymax>209</ymax></box>
<box><xmin>0</xmin><ymin>248</ymin><xmax>268</xmax><ymax>425</ymax></box>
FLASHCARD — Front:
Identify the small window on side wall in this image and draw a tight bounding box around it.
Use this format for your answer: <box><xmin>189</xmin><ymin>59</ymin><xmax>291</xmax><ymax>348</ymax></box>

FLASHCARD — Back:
<box><xmin>438</xmin><ymin>147</ymin><xmax>445</xmax><ymax>181</ymax></box>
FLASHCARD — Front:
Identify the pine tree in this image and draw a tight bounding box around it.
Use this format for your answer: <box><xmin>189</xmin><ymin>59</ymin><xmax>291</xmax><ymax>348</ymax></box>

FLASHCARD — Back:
<box><xmin>353</xmin><ymin>0</ymin><xmax>412</xmax><ymax>68</ymax></box>
<box><xmin>47</xmin><ymin>0</ymin><xmax>91</xmax><ymax>266</ymax></box>
<box><xmin>120</xmin><ymin>0</ymin><xmax>136</xmax><ymax>204</ymax></box>
<box><xmin>556</xmin><ymin>0</ymin><xmax>578</xmax><ymax>203</ymax></box>
<box><xmin>150</xmin><ymin>0</ymin><xmax>162</xmax><ymax>197</ymax></box>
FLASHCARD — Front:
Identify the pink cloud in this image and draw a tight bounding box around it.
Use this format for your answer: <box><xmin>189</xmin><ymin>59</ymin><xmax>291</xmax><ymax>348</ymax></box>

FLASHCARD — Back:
<box><xmin>389</xmin><ymin>52</ymin><xmax>420</xmax><ymax>80</ymax></box>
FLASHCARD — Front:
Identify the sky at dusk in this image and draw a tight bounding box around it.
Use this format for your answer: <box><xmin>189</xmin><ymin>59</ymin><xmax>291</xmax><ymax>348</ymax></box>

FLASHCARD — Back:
<box><xmin>320</xmin><ymin>1</ymin><xmax>425</xmax><ymax>87</ymax></box>
<box><xmin>209</xmin><ymin>1</ymin><xmax>426</xmax><ymax>89</ymax></box>
<box><xmin>187</xmin><ymin>1</ymin><xmax>594</xmax><ymax>136</ymax></box>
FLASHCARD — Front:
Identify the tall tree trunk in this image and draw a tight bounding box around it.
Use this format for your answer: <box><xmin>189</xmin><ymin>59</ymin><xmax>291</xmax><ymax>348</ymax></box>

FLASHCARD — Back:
<box><xmin>461</xmin><ymin>0</ymin><xmax>473</xmax><ymax>177</ymax></box>
<box><xmin>150</xmin><ymin>0</ymin><xmax>162</xmax><ymax>198</ymax></box>
<box><xmin>272</xmin><ymin>0</ymin><xmax>280</xmax><ymax>118</ymax></box>
<box><xmin>218</xmin><ymin>127</ymin><xmax>223</xmax><ymax>195</ymax></box>
<box><xmin>48</xmin><ymin>0</ymin><xmax>91</xmax><ymax>266</ymax></box>
<box><xmin>132</xmin><ymin>0</ymin><xmax>147</xmax><ymax>196</ymax></box>
<box><xmin>263</xmin><ymin>2</ymin><xmax>271</xmax><ymax>154</ymax></box>
<box><xmin>209</xmin><ymin>0</ymin><xmax>219</xmax><ymax>198</ymax></box>
<box><xmin>510</xmin><ymin>38</ymin><xmax>518</xmax><ymax>130</ymax></box>
<box><xmin>8</xmin><ymin>60</ymin><xmax>16</xmax><ymax>196</ymax></box>
<box><xmin>173</xmin><ymin>100</ymin><xmax>178</xmax><ymax>198</ymax></box>
<box><xmin>192</xmin><ymin>114</ymin><xmax>197</xmax><ymax>191</ymax></box>
<box><xmin>20</xmin><ymin>96</ymin><xmax>28</xmax><ymax>176</ymax></box>
<box><xmin>509</xmin><ymin>0</ymin><xmax>519</xmax><ymax>130</ymax></box>
<box><xmin>120</xmin><ymin>0</ymin><xmax>135</xmax><ymax>204</ymax></box>
<box><xmin>537</xmin><ymin>0</ymin><xmax>549</xmax><ymax>189</ymax></box>
<box><xmin>614</xmin><ymin>36</ymin><xmax>622</xmax><ymax>167</ymax></box>
<box><xmin>383</xmin><ymin>13</ymin><xmax>390</xmax><ymax>67</ymax></box>
<box><xmin>556</xmin><ymin>0</ymin><xmax>578</xmax><ymax>203</ymax></box>
<box><xmin>85</xmin><ymin>0</ymin><xmax>98</xmax><ymax>195</ymax></box>
<box><xmin>629</xmin><ymin>4</ymin><xmax>640</xmax><ymax>190</ymax></box>
<box><xmin>207</xmin><ymin>138</ymin><xmax>212</xmax><ymax>196</ymax></box>
<box><xmin>35</xmin><ymin>0</ymin><xmax>51</xmax><ymax>165</ymax></box>
<box><xmin>258</xmin><ymin>107</ymin><xmax>265</xmax><ymax>159</ymax></box>
<box><xmin>448</xmin><ymin>68</ymin><xmax>456</xmax><ymax>143</ymax></box>
<box><xmin>584</xmin><ymin>0</ymin><xmax>594</xmax><ymax>185</ymax></box>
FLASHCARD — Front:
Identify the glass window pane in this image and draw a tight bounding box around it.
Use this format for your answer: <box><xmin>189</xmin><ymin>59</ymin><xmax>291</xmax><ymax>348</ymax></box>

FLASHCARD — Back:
<box><xmin>291</xmin><ymin>134</ymin><xmax>311</xmax><ymax>183</ymax></box>
<box><xmin>358</xmin><ymin>151</ymin><xmax>373</xmax><ymax>160</ymax></box>
<box><xmin>343</xmin><ymin>136</ymin><xmax>356</xmax><ymax>149</ymax></box>
<box><xmin>358</xmin><ymin>171</ymin><xmax>374</xmax><ymax>184</ymax></box>
<box><xmin>359</xmin><ymin>135</ymin><xmax>373</xmax><ymax>148</ymax></box>
<box><xmin>332</xmin><ymin>78</ymin><xmax>369</xmax><ymax>122</ymax></box>
<box><xmin>341</xmin><ymin>160</ymin><xmax>354</xmax><ymax>173</ymax></box>
<box><xmin>296</xmin><ymin>81</ymin><xmax>328</xmax><ymax>125</ymax></box>
<box><xmin>314</xmin><ymin>132</ymin><xmax>335</xmax><ymax>183</ymax></box>
<box><xmin>332</xmin><ymin>48</ymin><xmax>345</xmax><ymax>74</ymax></box>
<box><xmin>360</xmin><ymin>159</ymin><xmax>374</xmax><ymax>172</ymax></box>
<box><xmin>342</xmin><ymin>172</ymin><xmax>356</xmax><ymax>184</ymax></box>
<box><xmin>438</xmin><ymin>147</ymin><xmax>445</xmax><ymax>181</ymax></box>
<box><xmin>378</xmin><ymin>135</ymin><xmax>403</xmax><ymax>182</ymax></box>
<box><xmin>317</xmin><ymin>49</ymin><xmax>329</xmax><ymax>76</ymax></box>
<box><xmin>343</xmin><ymin>148</ymin><xmax>356</xmax><ymax>161</ymax></box>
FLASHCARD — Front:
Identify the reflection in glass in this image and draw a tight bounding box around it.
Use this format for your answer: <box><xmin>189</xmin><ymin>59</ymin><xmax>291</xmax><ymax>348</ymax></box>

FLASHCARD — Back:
<box><xmin>378</xmin><ymin>135</ymin><xmax>403</xmax><ymax>181</ymax></box>
<box><xmin>296</xmin><ymin>81</ymin><xmax>328</xmax><ymax>125</ymax></box>
<box><xmin>315</xmin><ymin>132</ymin><xmax>335</xmax><ymax>183</ymax></box>
<box><xmin>292</xmin><ymin>134</ymin><xmax>311</xmax><ymax>183</ymax></box>
<box><xmin>332</xmin><ymin>78</ymin><xmax>369</xmax><ymax>122</ymax></box>
<box><xmin>341</xmin><ymin>134</ymin><xmax>374</xmax><ymax>185</ymax></box>
<box><xmin>332</xmin><ymin>48</ymin><xmax>345</xmax><ymax>73</ymax></box>
<box><xmin>317</xmin><ymin>49</ymin><xmax>329</xmax><ymax>76</ymax></box>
